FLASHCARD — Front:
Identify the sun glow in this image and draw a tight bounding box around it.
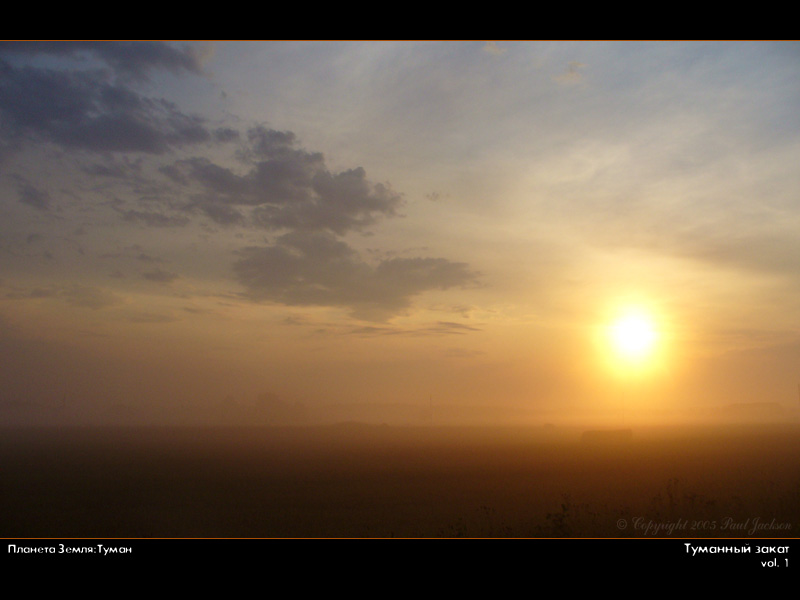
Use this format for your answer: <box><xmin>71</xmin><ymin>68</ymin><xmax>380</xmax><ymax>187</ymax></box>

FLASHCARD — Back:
<box><xmin>600</xmin><ymin>306</ymin><xmax>665</xmax><ymax>377</ymax></box>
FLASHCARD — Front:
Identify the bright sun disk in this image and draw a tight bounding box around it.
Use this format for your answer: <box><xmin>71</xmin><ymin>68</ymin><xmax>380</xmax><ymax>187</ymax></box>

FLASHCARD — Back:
<box><xmin>609</xmin><ymin>312</ymin><xmax>657</xmax><ymax>362</ymax></box>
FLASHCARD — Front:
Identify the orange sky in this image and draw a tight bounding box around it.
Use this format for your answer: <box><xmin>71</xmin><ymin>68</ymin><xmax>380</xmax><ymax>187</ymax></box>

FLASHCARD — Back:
<box><xmin>1</xmin><ymin>41</ymin><xmax>799</xmax><ymax>426</ymax></box>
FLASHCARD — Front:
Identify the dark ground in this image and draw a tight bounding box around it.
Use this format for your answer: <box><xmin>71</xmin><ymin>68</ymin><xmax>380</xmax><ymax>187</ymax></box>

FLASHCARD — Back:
<box><xmin>2</xmin><ymin>423</ymin><xmax>798</xmax><ymax>538</ymax></box>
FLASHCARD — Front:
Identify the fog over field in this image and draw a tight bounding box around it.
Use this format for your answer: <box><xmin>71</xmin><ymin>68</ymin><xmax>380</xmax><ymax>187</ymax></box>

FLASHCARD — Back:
<box><xmin>1</xmin><ymin>41</ymin><xmax>799</xmax><ymax>538</ymax></box>
<box><xmin>2</xmin><ymin>423</ymin><xmax>798</xmax><ymax>538</ymax></box>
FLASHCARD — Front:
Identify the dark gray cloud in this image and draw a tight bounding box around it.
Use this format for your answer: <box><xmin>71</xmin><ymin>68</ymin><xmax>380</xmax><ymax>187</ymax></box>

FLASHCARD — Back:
<box><xmin>194</xmin><ymin>202</ymin><xmax>246</xmax><ymax>226</ymax></box>
<box><xmin>168</xmin><ymin>126</ymin><xmax>402</xmax><ymax>234</ymax></box>
<box><xmin>142</xmin><ymin>269</ymin><xmax>179</xmax><ymax>283</ymax></box>
<box><xmin>233</xmin><ymin>231</ymin><xmax>478</xmax><ymax>320</ymax></box>
<box><xmin>0</xmin><ymin>41</ymin><xmax>207</xmax><ymax>80</ymax></box>
<box><xmin>0</xmin><ymin>42</ymin><xmax>477</xmax><ymax>322</ymax></box>
<box><xmin>213</xmin><ymin>127</ymin><xmax>240</xmax><ymax>143</ymax></box>
<box><xmin>82</xmin><ymin>160</ymin><xmax>137</xmax><ymax>178</ymax></box>
<box><xmin>246</xmin><ymin>126</ymin><xmax>298</xmax><ymax>159</ymax></box>
<box><xmin>0</xmin><ymin>43</ymin><xmax>212</xmax><ymax>154</ymax></box>
<box><xmin>15</xmin><ymin>178</ymin><xmax>51</xmax><ymax>210</ymax></box>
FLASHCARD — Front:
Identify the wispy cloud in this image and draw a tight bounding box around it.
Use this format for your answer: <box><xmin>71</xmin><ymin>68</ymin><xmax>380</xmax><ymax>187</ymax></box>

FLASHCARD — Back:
<box><xmin>482</xmin><ymin>41</ymin><xmax>507</xmax><ymax>57</ymax></box>
<box><xmin>14</xmin><ymin>178</ymin><xmax>52</xmax><ymax>211</ymax></box>
<box><xmin>554</xmin><ymin>61</ymin><xmax>586</xmax><ymax>85</ymax></box>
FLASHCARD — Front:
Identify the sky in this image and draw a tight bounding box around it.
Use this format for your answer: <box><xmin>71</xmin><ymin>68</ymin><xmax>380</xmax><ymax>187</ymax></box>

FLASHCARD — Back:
<box><xmin>1</xmin><ymin>40</ymin><xmax>799</xmax><ymax>425</ymax></box>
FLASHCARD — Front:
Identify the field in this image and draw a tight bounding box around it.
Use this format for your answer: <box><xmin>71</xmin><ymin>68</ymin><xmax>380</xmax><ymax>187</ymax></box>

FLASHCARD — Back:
<box><xmin>2</xmin><ymin>423</ymin><xmax>798</xmax><ymax>538</ymax></box>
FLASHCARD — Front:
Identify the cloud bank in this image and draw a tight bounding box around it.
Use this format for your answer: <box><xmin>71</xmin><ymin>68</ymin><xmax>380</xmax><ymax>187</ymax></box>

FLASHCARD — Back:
<box><xmin>0</xmin><ymin>41</ymin><xmax>478</xmax><ymax>321</ymax></box>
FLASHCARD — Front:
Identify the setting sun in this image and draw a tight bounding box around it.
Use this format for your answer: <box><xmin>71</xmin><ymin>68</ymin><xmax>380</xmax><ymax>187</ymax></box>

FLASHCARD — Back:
<box><xmin>609</xmin><ymin>312</ymin><xmax>657</xmax><ymax>362</ymax></box>
<box><xmin>607</xmin><ymin>309</ymin><xmax>659</xmax><ymax>367</ymax></box>
<box><xmin>2</xmin><ymin>40</ymin><xmax>800</xmax><ymax>548</ymax></box>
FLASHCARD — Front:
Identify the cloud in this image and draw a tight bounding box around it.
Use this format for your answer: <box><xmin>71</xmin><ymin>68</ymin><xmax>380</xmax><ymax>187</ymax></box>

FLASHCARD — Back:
<box><xmin>233</xmin><ymin>230</ymin><xmax>478</xmax><ymax>320</ymax></box>
<box><xmin>14</xmin><ymin>178</ymin><xmax>51</xmax><ymax>210</ymax></box>
<box><xmin>213</xmin><ymin>127</ymin><xmax>240</xmax><ymax>143</ymax></box>
<box><xmin>194</xmin><ymin>202</ymin><xmax>247</xmax><ymax>226</ymax></box>
<box><xmin>61</xmin><ymin>285</ymin><xmax>123</xmax><ymax>309</ymax></box>
<box><xmin>100</xmin><ymin>247</ymin><xmax>165</xmax><ymax>263</ymax></box>
<box><xmin>125</xmin><ymin>311</ymin><xmax>179</xmax><ymax>323</ymax></box>
<box><xmin>0</xmin><ymin>41</ymin><xmax>208</xmax><ymax>80</ymax></box>
<box><xmin>82</xmin><ymin>159</ymin><xmax>140</xmax><ymax>178</ymax></box>
<box><xmin>432</xmin><ymin>321</ymin><xmax>481</xmax><ymax>333</ymax></box>
<box><xmin>671</xmin><ymin>227</ymin><xmax>800</xmax><ymax>281</ymax></box>
<box><xmin>554</xmin><ymin>61</ymin><xmax>586</xmax><ymax>85</ymax></box>
<box><xmin>482</xmin><ymin>41</ymin><xmax>507</xmax><ymax>57</ymax></box>
<box><xmin>0</xmin><ymin>42</ymin><xmax>478</xmax><ymax>323</ymax></box>
<box><xmin>167</xmin><ymin>125</ymin><xmax>402</xmax><ymax>234</ymax></box>
<box><xmin>121</xmin><ymin>209</ymin><xmax>190</xmax><ymax>228</ymax></box>
<box><xmin>425</xmin><ymin>191</ymin><xmax>449</xmax><ymax>202</ymax></box>
<box><xmin>142</xmin><ymin>269</ymin><xmax>179</xmax><ymax>283</ymax></box>
<box><xmin>28</xmin><ymin>287</ymin><xmax>58</xmax><ymax>299</ymax></box>
<box><xmin>0</xmin><ymin>43</ymin><xmax>213</xmax><ymax>155</ymax></box>
<box><xmin>9</xmin><ymin>284</ymin><xmax>123</xmax><ymax>309</ymax></box>
<box><xmin>347</xmin><ymin>321</ymin><xmax>482</xmax><ymax>336</ymax></box>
